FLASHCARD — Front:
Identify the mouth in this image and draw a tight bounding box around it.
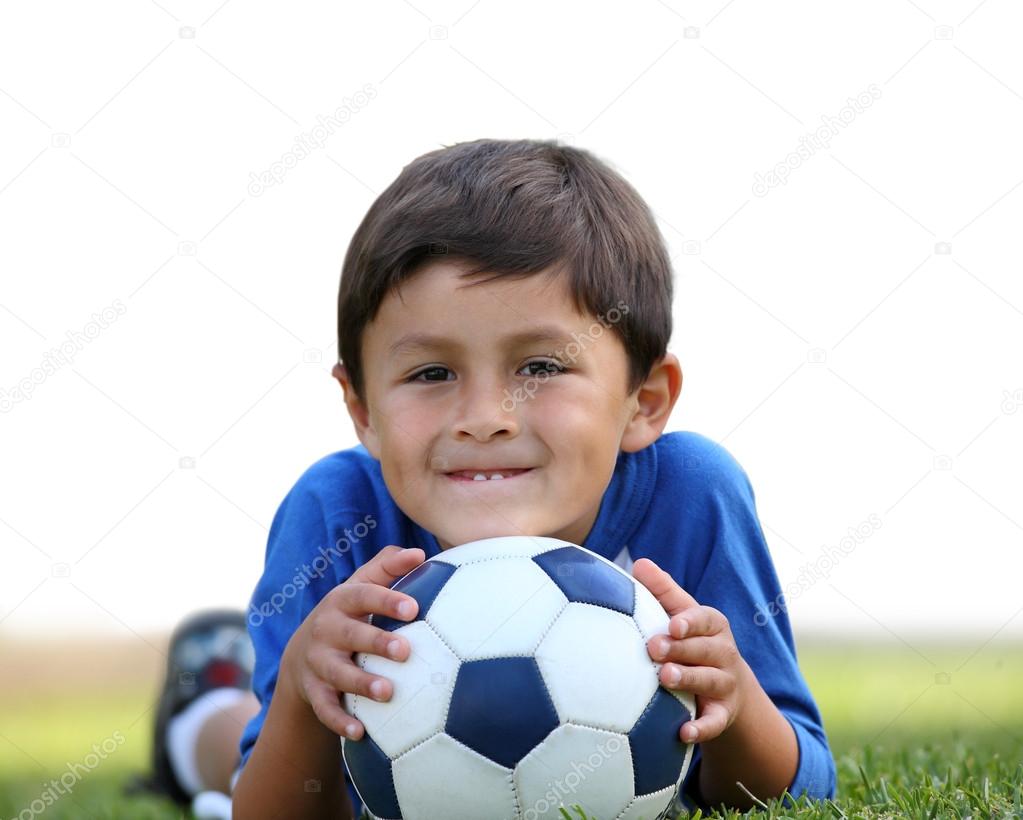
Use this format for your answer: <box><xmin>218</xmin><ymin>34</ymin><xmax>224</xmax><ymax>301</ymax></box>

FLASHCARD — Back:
<box><xmin>444</xmin><ymin>467</ymin><xmax>535</xmax><ymax>483</ymax></box>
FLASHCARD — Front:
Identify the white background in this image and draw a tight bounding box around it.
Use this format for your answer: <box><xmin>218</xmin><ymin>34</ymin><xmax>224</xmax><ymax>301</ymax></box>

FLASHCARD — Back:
<box><xmin>1</xmin><ymin>0</ymin><xmax>1021</xmax><ymax>649</ymax></box>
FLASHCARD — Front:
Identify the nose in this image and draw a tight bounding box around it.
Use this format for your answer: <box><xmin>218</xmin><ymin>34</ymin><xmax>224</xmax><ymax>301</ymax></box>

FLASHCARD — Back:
<box><xmin>451</xmin><ymin>375</ymin><xmax>520</xmax><ymax>442</ymax></box>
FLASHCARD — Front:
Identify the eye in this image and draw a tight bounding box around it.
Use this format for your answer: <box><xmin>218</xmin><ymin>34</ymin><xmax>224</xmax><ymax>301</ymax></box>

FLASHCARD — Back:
<box><xmin>520</xmin><ymin>359</ymin><xmax>567</xmax><ymax>377</ymax></box>
<box><xmin>406</xmin><ymin>359</ymin><xmax>568</xmax><ymax>383</ymax></box>
<box><xmin>407</xmin><ymin>366</ymin><xmax>452</xmax><ymax>382</ymax></box>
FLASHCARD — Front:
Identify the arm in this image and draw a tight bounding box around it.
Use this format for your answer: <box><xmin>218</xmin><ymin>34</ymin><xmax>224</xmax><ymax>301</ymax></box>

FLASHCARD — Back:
<box><xmin>693</xmin><ymin>657</ymin><xmax>798</xmax><ymax>808</ymax></box>
<box><xmin>635</xmin><ymin>559</ymin><xmax>798</xmax><ymax>811</ymax></box>
<box><xmin>234</xmin><ymin>545</ymin><xmax>425</xmax><ymax>820</ymax></box>
<box><xmin>232</xmin><ymin>654</ymin><xmax>353</xmax><ymax>819</ymax></box>
<box><xmin>634</xmin><ymin>442</ymin><xmax>836</xmax><ymax>810</ymax></box>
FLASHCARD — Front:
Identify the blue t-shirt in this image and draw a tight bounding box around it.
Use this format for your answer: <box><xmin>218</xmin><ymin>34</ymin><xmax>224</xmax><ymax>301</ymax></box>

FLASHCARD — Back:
<box><xmin>237</xmin><ymin>430</ymin><xmax>837</xmax><ymax>814</ymax></box>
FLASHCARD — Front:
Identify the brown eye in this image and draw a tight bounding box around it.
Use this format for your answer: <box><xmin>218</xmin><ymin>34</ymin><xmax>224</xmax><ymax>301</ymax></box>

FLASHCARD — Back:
<box><xmin>521</xmin><ymin>360</ymin><xmax>566</xmax><ymax>377</ymax></box>
<box><xmin>409</xmin><ymin>366</ymin><xmax>451</xmax><ymax>382</ymax></box>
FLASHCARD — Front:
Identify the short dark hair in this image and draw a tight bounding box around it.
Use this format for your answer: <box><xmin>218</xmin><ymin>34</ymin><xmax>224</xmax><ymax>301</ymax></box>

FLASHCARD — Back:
<box><xmin>337</xmin><ymin>138</ymin><xmax>673</xmax><ymax>401</ymax></box>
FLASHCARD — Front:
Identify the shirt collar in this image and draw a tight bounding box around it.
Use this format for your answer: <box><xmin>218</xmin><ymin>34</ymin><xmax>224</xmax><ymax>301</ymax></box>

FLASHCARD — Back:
<box><xmin>581</xmin><ymin>443</ymin><xmax>657</xmax><ymax>561</ymax></box>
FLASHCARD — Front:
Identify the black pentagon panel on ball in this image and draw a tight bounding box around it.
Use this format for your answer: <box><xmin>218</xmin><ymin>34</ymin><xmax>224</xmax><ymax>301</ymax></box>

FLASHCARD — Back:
<box><xmin>445</xmin><ymin>657</ymin><xmax>559</xmax><ymax>769</ymax></box>
<box><xmin>372</xmin><ymin>560</ymin><xmax>458</xmax><ymax>632</ymax></box>
<box><xmin>532</xmin><ymin>546</ymin><xmax>635</xmax><ymax>615</ymax></box>
<box><xmin>628</xmin><ymin>688</ymin><xmax>693</xmax><ymax>796</ymax></box>
<box><xmin>342</xmin><ymin>733</ymin><xmax>403</xmax><ymax>820</ymax></box>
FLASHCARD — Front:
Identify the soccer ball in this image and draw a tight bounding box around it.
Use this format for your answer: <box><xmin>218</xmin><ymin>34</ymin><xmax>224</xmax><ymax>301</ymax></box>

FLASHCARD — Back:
<box><xmin>342</xmin><ymin>536</ymin><xmax>696</xmax><ymax>820</ymax></box>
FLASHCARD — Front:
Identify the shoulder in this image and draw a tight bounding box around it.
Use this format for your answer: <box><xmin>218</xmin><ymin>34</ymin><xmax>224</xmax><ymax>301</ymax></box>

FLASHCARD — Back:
<box><xmin>645</xmin><ymin>434</ymin><xmax>777</xmax><ymax>606</ymax></box>
<box><xmin>290</xmin><ymin>443</ymin><xmax>381</xmax><ymax>499</ymax></box>
<box><xmin>651</xmin><ymin>430</ymin><xmax>753</xmax><ymax>494</ymax></box>
<box><xmin>274</xmin><ymin>443</ymin><xmax>389</xmax><ymax>526</ymax></box>
<box><xmin>644</xmin><ymin>431</ymin><xmax>760</xmax><ymax>531</ymax></box>
<box><xmin>257</xmin><ymin>444</ymin><xmax>397</xmax><ymax>588</ymax></box>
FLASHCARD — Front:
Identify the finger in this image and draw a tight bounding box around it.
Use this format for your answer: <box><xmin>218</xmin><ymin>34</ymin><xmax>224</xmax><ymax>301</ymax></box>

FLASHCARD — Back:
<box><xmin>348</xmin><ymin>545</ymin><xmax>426</xmax><ymax>588</ymax></box>
<box><xmin>306</xmin><ymin>676</ymin><xmax>359</xmax><ymax>739</ymax></box>
<box><xmin>680</xmin><ymin>700</ymin><xmax>731</xmax><ymax>743</ymax></box>
<box><xmin>318</xmin><ymin>609</ymin><xmax>411</xmax><ymax>661</ymax></box>
<box><xmin>668</xmin><ymin>606</ymin><xmax>726</xmax><ymax>639</ymax></box>
<box><xmin>659</xmin><ymin>663</ymin><xmax>730</xmax><ymax>698</ymax></box>
<box><xmin>632</xmin><ymin>558</ymin><xmax>699</xmax><ymax>617</ymax></box>
<box><xmin>648</xmin><ymin>634</ymin><xmax>721</xmax><ymax>667</ymax></box>
<box><xmin>333</xmin><ymin>580</ymin><xmax>419</xmax><ymax>623</ymax></box>
<box><xmin>309</xmin><ymin>647</ymin><xmax>394</xmax><ymax>705</ymax></box>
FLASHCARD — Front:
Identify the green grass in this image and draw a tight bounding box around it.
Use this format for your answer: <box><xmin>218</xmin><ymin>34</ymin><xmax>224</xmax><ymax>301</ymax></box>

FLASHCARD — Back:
<box><xmin>1</xmin><ymin>640</ymin><xmax>1021</xmax><ymax>819</ymax></box>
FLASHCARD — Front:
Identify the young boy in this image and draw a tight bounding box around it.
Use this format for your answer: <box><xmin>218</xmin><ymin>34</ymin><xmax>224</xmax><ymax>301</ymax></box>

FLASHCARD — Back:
<box><xmin>140</xmin><ymin>138</ymin><xmax>836</xmax><ymax>818</ymax></box>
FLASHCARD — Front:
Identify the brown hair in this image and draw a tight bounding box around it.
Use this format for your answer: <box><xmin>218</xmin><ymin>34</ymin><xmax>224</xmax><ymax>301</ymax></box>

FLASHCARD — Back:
<box><xmin>337</xmin><ymin>138</ymin><xmax>673</xmax><ymax>401</ymax></box>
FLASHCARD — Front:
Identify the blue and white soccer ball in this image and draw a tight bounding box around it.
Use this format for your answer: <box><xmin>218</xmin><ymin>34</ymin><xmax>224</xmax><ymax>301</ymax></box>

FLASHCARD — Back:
<box><xmin>342</xmin><ymin>536</ymin><xmax>696</xmax><ymax>820</ymax></box>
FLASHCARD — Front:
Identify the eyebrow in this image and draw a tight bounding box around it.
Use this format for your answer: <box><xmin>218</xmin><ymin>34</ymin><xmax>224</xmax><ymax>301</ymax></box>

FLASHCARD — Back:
<box><xmin>388</xmin><ymin>325</ymin><xmax>577</xmax><ymax>357</ymax></box>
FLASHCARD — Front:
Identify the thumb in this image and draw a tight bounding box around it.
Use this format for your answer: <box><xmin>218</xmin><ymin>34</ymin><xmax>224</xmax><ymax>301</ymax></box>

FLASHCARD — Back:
<box><xmin>348</xmin><ymin>545</ymin><xmax>426</xmax><ymax>588</ymax></box>
<box><xmin>632</xmin><ymin>557</ymin><xmax>699</xmax><ymax>617</ymax></box>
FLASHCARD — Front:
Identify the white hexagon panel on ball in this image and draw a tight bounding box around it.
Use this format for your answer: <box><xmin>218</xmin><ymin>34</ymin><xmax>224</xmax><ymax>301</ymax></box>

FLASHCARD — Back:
<box><xmin>426</xmin><ymin>557</ymin><xmax>568</xmax><ymax>659</ymax></box>
<box><xmin>345</xmin><ymin>620</ymin><xmax>460</xmax><ymax>759</ymax></box>
<box><xmin>514</xmin><ymin>723</ymin><xmax>634</xmax><ymax>820</ymax></box>
<box><xmin>392</xmin><ymin>733</ymin><xmax>517</xmax><ymax>820</ymax></box>
<box><xmin>534</xmin><ymin>602</ymin><xmax>659</xmax><ymax>733</ymax></box>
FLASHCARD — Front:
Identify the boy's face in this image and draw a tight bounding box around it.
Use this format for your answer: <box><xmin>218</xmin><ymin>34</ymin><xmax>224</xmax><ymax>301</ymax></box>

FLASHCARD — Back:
<box><xmin>337</xmin><ymin>259</ymin><xmax>679</xmax><ymax>550</ymax></box>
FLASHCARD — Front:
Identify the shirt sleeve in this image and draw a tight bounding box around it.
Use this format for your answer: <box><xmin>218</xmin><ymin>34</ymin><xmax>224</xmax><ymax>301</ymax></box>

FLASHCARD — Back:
<box><xmin>235</xmin><ymin>473</ymin><xmax>360</xmax><ymax>810</ymax></box>
<box><xmin>677</xmin><ymin>447</ymin><xmax>837</xmax><ymax>810</ymax></box>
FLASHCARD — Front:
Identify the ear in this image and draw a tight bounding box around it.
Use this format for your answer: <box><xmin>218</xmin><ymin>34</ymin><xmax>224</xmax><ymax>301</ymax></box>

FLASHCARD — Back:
<box><xmin>332</xmin><ymin>363</ymin><xmax>381</xmax><ymax>458</ymax></box>
<box><xmin>620</xmin><ymin>352</ymin><xmax>683</xmax><ymax>453</ymax></box>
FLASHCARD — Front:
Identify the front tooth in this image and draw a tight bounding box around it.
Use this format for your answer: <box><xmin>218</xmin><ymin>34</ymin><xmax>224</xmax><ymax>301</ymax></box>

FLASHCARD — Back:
<box><xmin>472</xmin><ymin>473</ymin><xmax>487</xmax><ymax>481</ymax></box>
<box><xmin>490</xmin><ymin>473</ymin><xmax>504</xmax><ymax>480</ymax></box>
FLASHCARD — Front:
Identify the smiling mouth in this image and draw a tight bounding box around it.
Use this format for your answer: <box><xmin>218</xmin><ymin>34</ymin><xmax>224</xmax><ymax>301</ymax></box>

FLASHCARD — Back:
<box><xmin>444</xmin><ymin>468</ymin><xmax>535</xmax><ymax>482</ymax></box>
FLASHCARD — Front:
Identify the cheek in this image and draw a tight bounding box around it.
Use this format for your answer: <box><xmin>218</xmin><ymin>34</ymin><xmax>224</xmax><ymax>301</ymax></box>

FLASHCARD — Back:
<box><xmin>373</xmin><ymin>395</ymin><xmax>437</xmax><ymax>458</ymax></box>
<box><xmin>537</xmin><ymin>380</ymin><xmax>620</xmax><ymax>425</ymax></box>
<box><xmin>533</xmin><ymin>392</ymin><xmax>619</xmax><ymax>458</ymax></box>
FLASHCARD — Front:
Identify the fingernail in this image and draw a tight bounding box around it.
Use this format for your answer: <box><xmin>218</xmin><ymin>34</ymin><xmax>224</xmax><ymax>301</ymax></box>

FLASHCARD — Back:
<box><xmin>674</xmin><ymin>618</ymin><xmax>688</xmax><ymax>638</ymax></box>
<box><xmin>654</xmin><ymin>638</ymin><xmax>670</xmax><ymax>659</ymax></box>
<box><xmin>370</xmin><ymin>679</ymin><xmax>386</xmax><ymax>700</ymax></box>
<box><xmin>387</xmin><ymin>639</ymin><xmax>402</xmax><ymax>659</ymax></box>
<box><xmin>666</xmin><ymin>665</ymin><xmax>682</xmax><ymax>686</ymax></box>
<box><xmin>683</xmin><ymin>724</ymin><xmax>698</xmax><ymax>742</ymax></box>
<box><xmin>345</xmin><ymin>723</ymin><xmax>359</xmax><ymax>739</ymax></box>
<box><xmin>398</xmin><ymin>600</ymin><xmax>414</xmax><ymax>619</ymax></box>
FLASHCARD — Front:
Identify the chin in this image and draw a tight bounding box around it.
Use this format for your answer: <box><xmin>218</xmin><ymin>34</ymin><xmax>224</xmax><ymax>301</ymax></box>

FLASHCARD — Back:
<box><xmin>439</xmin><ymin>527</ymin><xmax>509</xmax><ymax>550</ymax></box>
<box><xmin>436</xmin><ymin>520</ymin><xmax>559</xmax><ymax>551</ymax></box>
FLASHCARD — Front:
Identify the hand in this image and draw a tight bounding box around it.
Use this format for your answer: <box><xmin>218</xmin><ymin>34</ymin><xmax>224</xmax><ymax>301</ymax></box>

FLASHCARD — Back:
<box><xmin>632</xmin><ymin>557</ymin><xmax>753</xmax><ymax>745</ymax></box>
<box><xmin>281</xmin><ymin>545</ymin><xmax>425</xmax><ymax>742</ymax></box>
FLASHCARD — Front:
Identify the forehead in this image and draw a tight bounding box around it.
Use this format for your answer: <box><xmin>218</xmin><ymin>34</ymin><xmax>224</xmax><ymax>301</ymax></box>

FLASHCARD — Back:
<box><xmin>367</xmin><ymin>260</ymin><xmax>585</xmax><ymax>343</ymax></box>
